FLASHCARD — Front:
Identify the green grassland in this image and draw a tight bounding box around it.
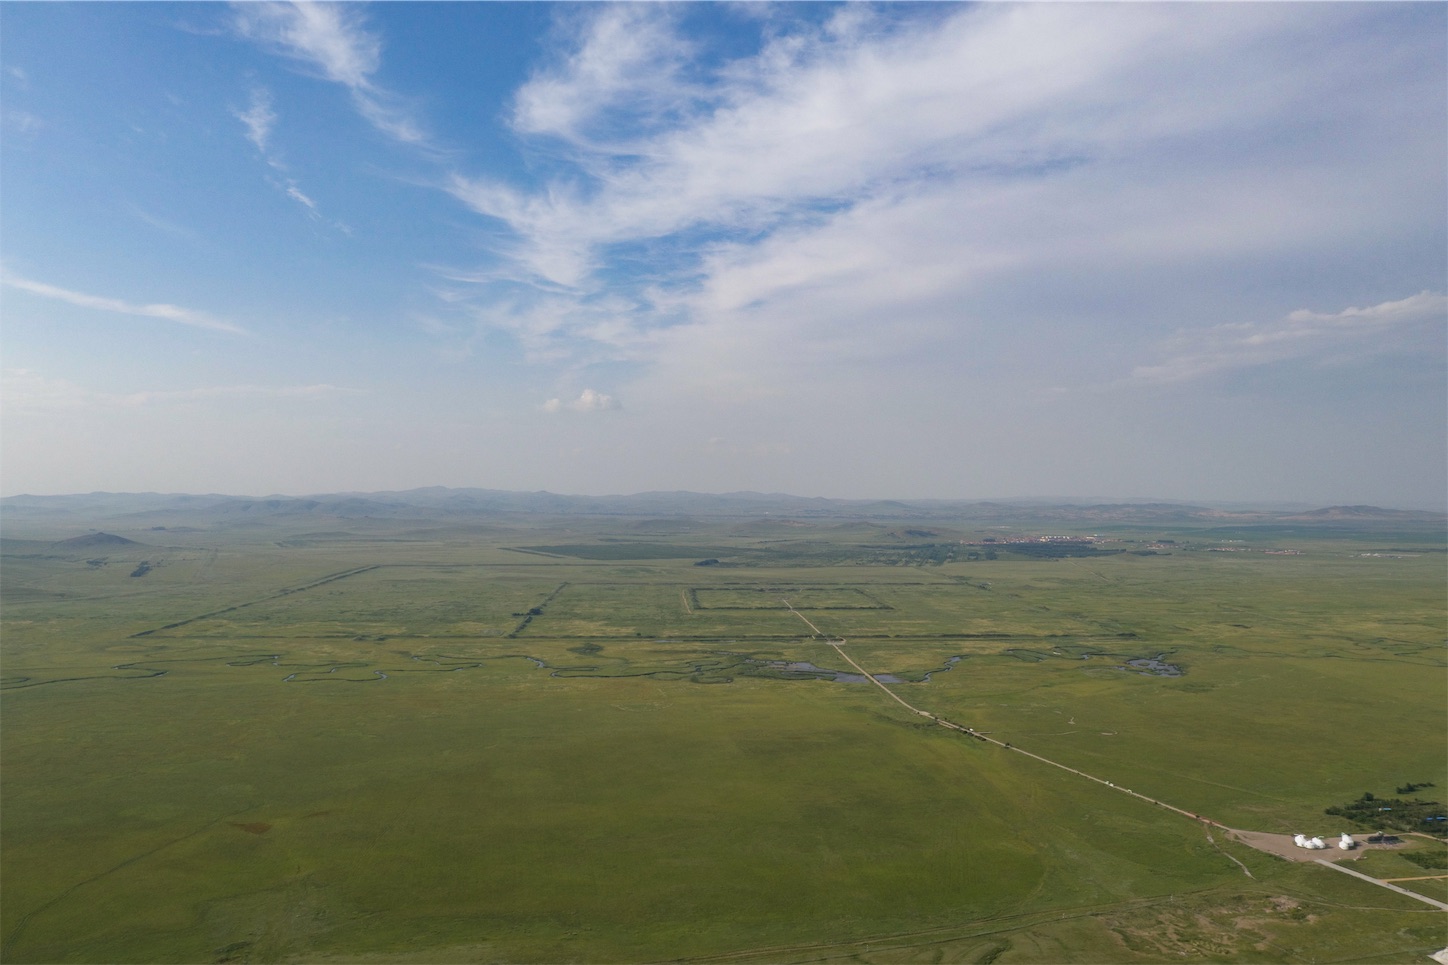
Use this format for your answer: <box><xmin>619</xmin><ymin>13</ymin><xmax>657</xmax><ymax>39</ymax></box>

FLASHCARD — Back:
<box><xmin>2</xmin><ymin>510</ymin><xmax>1444</xmax><ymax>963</ymax></box>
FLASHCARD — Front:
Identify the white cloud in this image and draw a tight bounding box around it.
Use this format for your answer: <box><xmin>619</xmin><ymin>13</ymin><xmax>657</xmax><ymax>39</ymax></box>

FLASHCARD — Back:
<box><xmin>543</xmin><ymin>388</ymin><xmax>620</xmax><ymax>414</ymax></box>
<box><xmin>235</xmin><ymin>86</ymin><xmax>276</xmax><ymax>154</ymax></box>
<box><xmin>0</xmin><ymin>369</ymin><xmax>91</xmax><ymax>410</ymax></box>
<box><xmin>284</xmin><ymin>180</ymin><xmax>319</xmax><ymax>214</ymax></box>
<box><xmin>1133</xmin><ymin>292</ymin><xmax>1448</xmax><ymax>385</ymax></box>
<box><xmin>457</xmin><ymin>290</ymin><xmax>655</xmax><ymax>366</ymax></box>
<box><xmin>117</xmin><ymin>383</ymin><xmax>356</xmax><ymax>406</ymax></box>
<box><xmin>123</xmin><ymin>202</ymin><xmax>202</xmax><ymax>241</ymax></box>
<box><xmin>435</xmin><ymin>0</ymin><xmax>1444</xmax><ymax>436</ymax></box>
<box><xmin>232</xmin><ymin>2</ymin><xmax>379</xmax><ymax>89</ymax></box>
<box><xmin>5</xmin><ymin>109</ymin><xmax>40</xmax><ymax>137</ymax></box>
<box><xmin>1</xmin><ymin>369</ymin><xmax>354</xmax><ymax>412</ymax></box>
<box><xmin>231</xmin><ymin>1</ymin><xmax>426</xmax><ymax>146</ymax></box>
<box><xmin>512</xmin><ymin>5</ymin><xmax>698</xmax><ymax>150</ymax></box>
<box><xmin>353</xmin><ymin>88</ymin><xmax>426</xmax><ymax>146</ymax></box>
<box><xmin>453</xmin><ymin>4</ymin><xmax>1183</xmax><ymax>290</ymax></box>
<box><xmin>233</xmin><ymin>85</ymin><xmax>337</xmax><ymax>223</ymax></box>
<box><xmin>1284</xmin><ymin>291</ymin><xmax>1448</xmax><ymax>332</ymax></box>
<box><xmin>1</xmin><ymin>274</ymin><xmax>246</xmax><ymax>334</ymax></box>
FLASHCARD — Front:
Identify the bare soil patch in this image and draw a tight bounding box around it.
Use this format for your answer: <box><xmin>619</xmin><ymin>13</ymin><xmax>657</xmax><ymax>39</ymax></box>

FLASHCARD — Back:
<box><xmin>1104</xmin><ymin>893</ymin><xmax>1313</xmax><ymax>960</ymax></box>
<box><xmin>1228</xmin><ymin>828</ymin><xmax>1398</xmax><ymax>862</ymax></box>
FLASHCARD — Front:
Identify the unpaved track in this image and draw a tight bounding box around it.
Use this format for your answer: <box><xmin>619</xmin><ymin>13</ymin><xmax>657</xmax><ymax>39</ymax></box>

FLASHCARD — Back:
<box><xmin>780</xmin><ymin>601</ymin><xmax>1448</xmax><ymax>907</ymax></box>
<box><xmin>1315</xmin><ymin>860</ymin><xmax>1448</xmax><ymax>910</ymax></box>
<box><xmin>782</xmin><ymin>601</ymin><xmax>1216</xmax><ymax>826</ymax></box>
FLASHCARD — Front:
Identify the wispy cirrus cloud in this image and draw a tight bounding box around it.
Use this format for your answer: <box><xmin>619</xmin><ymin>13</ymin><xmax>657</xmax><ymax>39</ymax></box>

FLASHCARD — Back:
<box><xmin>1132</xmin><ymin>291</ymin><xmax>1448</xmax><ymax>385</ymax></box>
<box><xmin>118</xmin><ymin>382</ymin><xmax>356</xmax><ymax>406</ymax></box>
<box><xmin>439</xmin><ymin>0</ymin><xmax>1444</xmax><ymax>418</ymax></box>
<box><xmin>511</xmin><ymin>5</ymin><xmax>699</xmax><ymax>151</ymax></box>
<box><xmin>235</xmin><ymin>86</ymin><xmax>277</xmax><ymax>154</ymax></box>
<box><xmin>233</xmin><ymin>86</ymin><xmax>329</xmax><ymax>222</ymax></box>
<box><xmin>283</xmin><ymin>180</ymin><xmax>320</xmax><ymax>215</ymax></box>
<box><xmin>1</xmin><ymin>274</ymin><xmax>245</xmax><ymax>334</ymax></box>
<box><xmin>4</xmin><ymin>108</ymin><xmax>41</xmax><ymax>138</ymax></box>
<box><xmin>1</xmin><ymin>368</ymin><xmax>356</xmax><ymax>411</ymax></box>
<box><xmin>123</xmin><ymin>202</ymin><xmax>202</xmax><ymax>241</ymax></box>
<box><xmin>448</xmin><ymin>3</ymin><xmax>1179</xmax><ymax>292</ymax></box>
<box><xmin>235</xmin><ymin>2</ymin><xmax>378</xmax><ymax>87</ymax></box>
<box><xmin>231</xmin><ymin>1</ymin><xmax>426</xmax><ymax>146</ymax></box>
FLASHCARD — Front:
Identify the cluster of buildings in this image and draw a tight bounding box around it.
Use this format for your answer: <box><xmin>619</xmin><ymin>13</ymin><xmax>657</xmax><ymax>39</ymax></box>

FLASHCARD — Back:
<box><xmin>1294</xmin><ymin>833</ymin><xmax>1355</xmax><ymax>850</ymax></box>
<box><xmin>969</xmin><ymin>534</ymin><xmax>1104</xmax><ymax>545</ymax></box>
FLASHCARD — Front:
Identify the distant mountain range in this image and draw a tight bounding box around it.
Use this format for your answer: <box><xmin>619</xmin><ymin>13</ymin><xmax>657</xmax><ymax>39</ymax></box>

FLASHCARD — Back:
<box><xmin>1</xmin><ymin>487</ymin><xmax>1442</xmax><ymax>527</ymax></box>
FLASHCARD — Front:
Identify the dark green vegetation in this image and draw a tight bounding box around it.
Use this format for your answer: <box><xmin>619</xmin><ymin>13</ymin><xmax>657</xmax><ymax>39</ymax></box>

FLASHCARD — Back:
<box><xmin>2</xmin><ymin>492</ymin><xmax>1444</xmax><ymax>963</ymax></box>
<box><xmin>1325</xmin><ymin>793</ymin><xmax>1448</xmax><ymax>836</ymax></box>
<box><xmin>1403</xmin><ymin>849</ymin><xmax>1448</xmax><ymax>872</ymax></box>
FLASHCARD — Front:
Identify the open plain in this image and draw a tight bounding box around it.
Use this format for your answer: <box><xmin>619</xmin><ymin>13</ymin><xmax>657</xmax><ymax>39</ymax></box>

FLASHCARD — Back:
<box><xmin>2</xmin><ymin>493</ymin><xmax>1445</xmax><ymax>963</ymax></box>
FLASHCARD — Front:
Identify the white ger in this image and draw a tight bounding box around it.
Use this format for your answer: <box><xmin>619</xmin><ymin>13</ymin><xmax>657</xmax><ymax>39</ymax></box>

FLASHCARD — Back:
<box><xmin>1338</xmin><ymin>833</ymin><xmax>1355</xmax><ymax>850</ymax></box>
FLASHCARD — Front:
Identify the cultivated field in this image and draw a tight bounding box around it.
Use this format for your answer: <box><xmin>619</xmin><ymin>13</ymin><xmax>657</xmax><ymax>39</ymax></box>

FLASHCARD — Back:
<box><xmin>2</xmin><ymin>502</ymin><xmax>1444</xmax><ymax>963</ymax></box>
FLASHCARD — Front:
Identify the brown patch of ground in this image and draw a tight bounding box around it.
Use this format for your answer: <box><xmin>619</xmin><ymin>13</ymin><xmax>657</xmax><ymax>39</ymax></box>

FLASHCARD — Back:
<box><xmin>1228</xmin><ymin>828</ymin><xmax>1397</xmax><ymax>862</ymax></box>
<box><xmin>232</xmin><ymin>821</ymin><xmax>273</xmax><ymax>835</ymax></box>
<box><xmin>1104</xmin><ymin>893</ymin><xmax>1309</xmax><ymax>959</ymax></box>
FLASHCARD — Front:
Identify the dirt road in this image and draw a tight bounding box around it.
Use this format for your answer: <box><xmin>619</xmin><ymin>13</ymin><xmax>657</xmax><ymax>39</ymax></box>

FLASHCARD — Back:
<box><xmin>782</xmin><ymin>600</ymin><xmax>1214</xmax><ymax>825</ymax></box>
<box><xmin>781</xmin><ymin>600</ymin><xmax>1448</xmax><ymax>909</ymax></box>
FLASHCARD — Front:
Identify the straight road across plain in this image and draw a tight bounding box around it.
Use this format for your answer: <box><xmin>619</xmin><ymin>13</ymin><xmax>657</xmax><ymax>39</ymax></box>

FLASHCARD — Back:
<box><xmin>781</xmin><ymin>600</ymin><xmax>1211</xmax><ymax>824</ymax></box>
<box><xmin>782</xmin><ymin>600</ymin><xmax>1448</xmax><ymax>910</ymax></box>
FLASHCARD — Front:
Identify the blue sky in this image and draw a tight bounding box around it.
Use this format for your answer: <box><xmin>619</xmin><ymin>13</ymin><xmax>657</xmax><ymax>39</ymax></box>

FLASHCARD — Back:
<box><xmin>2</xmin><ymin>2</ymin><xmax>1444</xmax><ymax>507</ymax></box>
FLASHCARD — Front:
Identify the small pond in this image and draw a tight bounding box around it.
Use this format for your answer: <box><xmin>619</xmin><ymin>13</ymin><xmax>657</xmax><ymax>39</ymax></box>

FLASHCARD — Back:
<box><xmin>1121</xmin><ymin>656</ymin><xmax>1183</xmax><ymax>677</ymax></box>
